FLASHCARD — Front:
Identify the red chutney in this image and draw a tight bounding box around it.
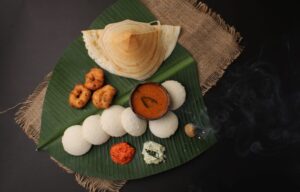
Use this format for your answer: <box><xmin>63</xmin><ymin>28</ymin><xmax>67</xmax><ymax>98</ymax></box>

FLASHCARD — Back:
<box><xmin>130</xmin><ymin>83</ymin><xmax>170</xmax><ymax>120</ymax></box>
<box><xmin>110</xmin><ymin>142</ymin><xmax>135</xmax><ymax>165</ymax></box>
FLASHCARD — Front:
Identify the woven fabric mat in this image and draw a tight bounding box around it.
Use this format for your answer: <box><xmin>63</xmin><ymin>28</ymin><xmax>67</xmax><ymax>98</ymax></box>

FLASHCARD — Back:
<box><xmin>15</xmin><ymin>0</ymin><xmax>242</xmax><ymax>191</ymax></box>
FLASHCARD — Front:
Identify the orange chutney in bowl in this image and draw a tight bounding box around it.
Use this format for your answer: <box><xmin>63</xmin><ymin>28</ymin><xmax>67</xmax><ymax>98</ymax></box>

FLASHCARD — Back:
<box><xmin>130</xmin><ymin>82</ymin><xmax>170</xmax><ymax>120</ymax></box>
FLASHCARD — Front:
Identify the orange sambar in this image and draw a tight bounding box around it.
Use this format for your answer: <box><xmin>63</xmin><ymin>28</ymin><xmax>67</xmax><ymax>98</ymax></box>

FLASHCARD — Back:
<box><xmin>130</xmin><ymin>82</ymin><xmax>170</xmax><ymax>120</ymax></box>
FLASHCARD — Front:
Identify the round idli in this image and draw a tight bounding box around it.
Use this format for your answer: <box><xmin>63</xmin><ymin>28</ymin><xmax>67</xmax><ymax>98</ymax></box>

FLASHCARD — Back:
<box><xmin>161</xmin><ymin>80</ymin><xmax>186</xmax><ymax>110</ymax></box>
<box><xmin>121</xmin><ymin>107</ymin><xmax>147</xmax><ymax>136</ymax></box>
<box><xmin>62</xmin><ymin>125</ymin><xmax>92</xmax><ymax>156</ymax></box>
<box><xmin>101</xmin><ymin>105</ymin><xmax>126</xmax><ymax>137</ymax></box>
<box><xmin>149</xmin><ymin>111</ymin><xmax>178</xmax><ymax>138</ymax></box>
<box><xmin>82</xmin><ymin>114</ymin><xmax>110</xmax><ymax>145</ymax></box>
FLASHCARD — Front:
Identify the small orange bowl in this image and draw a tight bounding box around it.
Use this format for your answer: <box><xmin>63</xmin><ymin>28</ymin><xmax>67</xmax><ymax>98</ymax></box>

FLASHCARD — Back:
<box><xmin>130</xmin><ymin>82</ymin><xmax>170</xmax><ymax>120</ymax></box>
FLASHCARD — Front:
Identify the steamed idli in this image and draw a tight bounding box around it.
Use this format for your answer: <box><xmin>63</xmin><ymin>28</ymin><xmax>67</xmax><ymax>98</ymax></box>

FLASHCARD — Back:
<box><xmin>62</xmin><ymin>125</ymin><xmax>92</xmax><ymax>156</ymax></box>
<box><xmin>149</xmin><ymin>111</ymin><xmax>178</xmax><ymax>138</ymax></box>
<box><xmin>82</xmin><ymin>114</ymin><xmax>110</xmax><ymax>145</ymax></box>
<box><xmin>101</xmin><ymin>105</ymin><xmax>126</xmax><ymax>137</ymax></box>
<box><xmin>121</xmin><ymin>107</ymin><xmax>147</xmax><ymax>136</ymax></box>
<box><xmin>161</xmin><ymin>80</ymin><xmax>186</xmax><ymax>110</ymax></box>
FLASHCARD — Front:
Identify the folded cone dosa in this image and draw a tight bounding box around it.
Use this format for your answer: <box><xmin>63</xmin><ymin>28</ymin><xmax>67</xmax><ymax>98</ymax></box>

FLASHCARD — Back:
<box><xmin>82</xmin><ymin>20</ymin><xmax>180</xmax><ymax>80</ymax></box>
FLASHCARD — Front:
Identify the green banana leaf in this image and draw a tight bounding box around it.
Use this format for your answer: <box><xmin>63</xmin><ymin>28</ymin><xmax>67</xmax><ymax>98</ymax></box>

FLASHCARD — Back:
<box><xmin>38</xmin><ymin>0</ymin><xmax>216</xmax><ymax>180</ymax></box>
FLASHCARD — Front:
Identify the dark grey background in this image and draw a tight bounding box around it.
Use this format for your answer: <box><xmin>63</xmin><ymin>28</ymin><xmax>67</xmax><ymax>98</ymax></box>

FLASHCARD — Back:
<box><xmin>1</xmin><ymin>0</ymin><xmax>300</xmax><ymax>192</ymax></box>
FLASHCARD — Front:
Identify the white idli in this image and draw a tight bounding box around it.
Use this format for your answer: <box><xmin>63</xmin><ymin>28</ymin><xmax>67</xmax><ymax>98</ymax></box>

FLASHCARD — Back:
<box><xmin>149</xmin><ymin>111</ymin><xmax>178</xmax><ymax>138</ymax></box>
<box><xmin>162</xmin><ymin>80</ymin><xmax>186</xmax><ymax>110</ymax></box>
<box><xmin>82</xmin><ymin>114</ymin><xmax>110</xmax><ymax>145</ymax></box>
<box><xmin>101</xmin><ymin>105</ymin><xmax>126</xmax><ymax>137</ymax></box>
<box><xmin>121</xmin><ymin>107</ymin><xmax>147</xmax><ymax>136</ymax></box>
<box><xmin>62</xmin><ymin>125</ymin><xmax>92</xmax><ymax>156</ymax></box>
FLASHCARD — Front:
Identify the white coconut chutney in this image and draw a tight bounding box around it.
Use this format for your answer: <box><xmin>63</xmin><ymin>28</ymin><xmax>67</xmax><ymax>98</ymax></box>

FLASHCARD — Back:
<box><xmin>142</xmin><ymin>141</ymin><xmax>165</xmax><ymax>164</ymax></box>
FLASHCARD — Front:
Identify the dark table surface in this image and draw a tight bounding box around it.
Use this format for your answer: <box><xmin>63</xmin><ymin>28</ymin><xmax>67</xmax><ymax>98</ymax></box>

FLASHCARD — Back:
<box><xmin>1</xmin><ymin>0</ymin><xmax>300</xmax><ymax>191</ymax></box>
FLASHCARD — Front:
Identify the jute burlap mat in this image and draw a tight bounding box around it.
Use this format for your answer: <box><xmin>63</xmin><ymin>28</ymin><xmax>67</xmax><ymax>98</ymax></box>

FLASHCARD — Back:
<box><xmin>15</xmin><ymin>0</ymin><xmax>242</xmax><ymax>191</ymax></box>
